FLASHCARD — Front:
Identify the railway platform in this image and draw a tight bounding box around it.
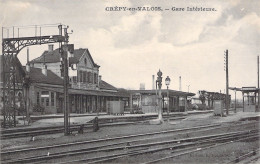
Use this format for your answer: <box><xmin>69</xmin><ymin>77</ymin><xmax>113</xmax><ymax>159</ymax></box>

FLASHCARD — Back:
<box><xmin>17</xmin><ymin>110</ymin><xmax>213</xmax><ymax>127</ymax></box>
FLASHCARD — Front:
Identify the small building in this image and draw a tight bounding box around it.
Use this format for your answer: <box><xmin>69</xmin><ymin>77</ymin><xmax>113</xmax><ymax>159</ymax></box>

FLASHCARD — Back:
<box><xmin>241</xmin><ymin>87</ymin><xmax>259</xmax><ymax>112</ymax></box>
<box><xmin>192</xmin><ymin>91</ymin><xmax>230</xmax><ymax>110</ymax></box>
<box><xmin>129</xmin><ymin>89</ymin><xmax>195</xmax><ymax>113</ymax></box>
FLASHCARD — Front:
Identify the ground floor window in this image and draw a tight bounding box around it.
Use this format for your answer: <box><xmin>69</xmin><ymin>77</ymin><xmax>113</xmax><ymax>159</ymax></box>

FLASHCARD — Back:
<box><xmin>37</xmin><ymin>92</ymin><xmax>40</xmax><ymax>105</ymax></box>
<box><xmin>41</xmin><ymin>98</ymin><xmax>44</xmax><ymax>106</ymax></box>
<box><xmin>46</xmin><ymin>98</ymin><xmax>49</xmax><ymax>106</ymax></box>
<box><xmin>51</xmin><ymin>92</ymin><xmax>54</xmax><ymax>106</ymax></box>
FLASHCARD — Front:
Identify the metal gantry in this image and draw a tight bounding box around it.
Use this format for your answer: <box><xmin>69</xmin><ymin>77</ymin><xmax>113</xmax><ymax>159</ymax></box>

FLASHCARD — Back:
<box><xmin>1</xmin><ymin>24</ymin><xmax>68</xmax><ymax>128</ymax></box>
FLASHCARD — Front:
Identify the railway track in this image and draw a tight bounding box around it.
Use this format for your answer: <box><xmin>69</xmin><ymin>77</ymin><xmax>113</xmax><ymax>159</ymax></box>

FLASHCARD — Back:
<box><xmin>143</xmin><ymin>134</ymin><xmax>259</xmax><ymax>164</ymax></box>
<box><xmin>1</xmin><ymin>122</ymin><xmax>258</xmax><ymax>164</ymax></box>
<box><xmin>226</xmin><ymin>149</ymin><xmax>260</xmax><ymax>164</ymax></box>
<box><xmin>54</xmin><ymin>130</ymin><xmax>260</xmax><ymax>164</ymax></box>
<box><xmin>1</xmin><ymin>121</ymin><xmax>137</xmax><ymax>140</ymax></box>
<box><xmin>1</xmin><ymin>123</ymin><xmax>220</xmax><ymax>155</ymax></box>
<box><xmin>0</xmin><ymin>115</ymin><xmax>187</xmax><ymax>140</ymax></box>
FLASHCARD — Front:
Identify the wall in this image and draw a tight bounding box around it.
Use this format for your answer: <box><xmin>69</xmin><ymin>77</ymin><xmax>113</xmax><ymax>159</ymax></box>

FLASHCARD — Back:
<box><xmin>32</xmin><ymin>87</ymin><xmax>57</xmax><ymax>114</ymax></box>
<box><xmin>33</xmin><ymin>62</ymin><xmax>61</xmax><ymax>77</ymax></box>
<box><xmin>71</xmin><ymin>52</ymin><xmax>99</xmax><ymax>90</ymax></box>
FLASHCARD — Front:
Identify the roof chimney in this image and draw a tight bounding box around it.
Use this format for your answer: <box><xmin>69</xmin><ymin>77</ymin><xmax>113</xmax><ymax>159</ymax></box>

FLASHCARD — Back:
<box><xmin>42</xmin><ymin>65</ymin><xmax>47</xmax><ymax>76</ymax></box>
<box><xmin>48</xmin><ymin>44</ymin><xmax>54</xmax><ymax>52</ymax></box>
<box><xmin>179</xmin><ymin>76</ymin><xmax>182</xmax><ymax>91</ymax></box>
<box><xmin>42</xmin><ymin>53</ymin><xmax>47</xmax><ymax>76</ymax></box>
<box><xmin>140</xmin><ymin>83</ymin><xmax>145</xmax><ymax>90</ymax></box>
<box><xmin>152</xmin><ymin>75</ymin><xmax>155</xmax><ymax>90</ymax></box>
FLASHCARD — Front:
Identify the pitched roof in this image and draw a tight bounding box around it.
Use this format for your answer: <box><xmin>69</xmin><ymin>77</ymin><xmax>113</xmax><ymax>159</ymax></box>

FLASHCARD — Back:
<box><xmin>24</xmin><ymin>67</ymin><xmax>117</xmax><ymax>91</ymax></box>
<box><xmin>30</xmin><ymin>48</ymin><xmax>99</xmax><ymax>67</ymax></box>
<box><xmin>114</xmin><ymin>88</ymin><xmax>131</xmax><ymax>97</ymax></box>
<box><xmin>23</xmin><ymin>67</ymin><xmax>63</xmax><ymax>85</ymax></box>
<box><xmin>99</xmin><ymin>80</ymin><xmax>117</xmax><ymax>91</ymax></box>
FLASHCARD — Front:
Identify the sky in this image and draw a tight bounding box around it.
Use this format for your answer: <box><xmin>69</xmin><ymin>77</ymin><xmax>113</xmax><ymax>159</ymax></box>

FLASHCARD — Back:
<box><xmin>0</xmin><ymin>0</ymin><xmax>260</xmax><ymax>98</ymax></box>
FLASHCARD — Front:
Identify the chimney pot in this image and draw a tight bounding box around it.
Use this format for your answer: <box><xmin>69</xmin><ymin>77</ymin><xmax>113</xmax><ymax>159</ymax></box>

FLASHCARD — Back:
<box><xmin>179</xmin><ymin>76</ymin><xmax>182</xmax><ymax>91</ymax></box>
<box><xmin>48</xmin><ymin>44</ymin><xmax>54</xmax><ymax>52</ymax></box>
<box><xmin>152</xmin><ymin>75</ymin><xmax>155</xmax><ymax>90</ymax></box>
<box><xmin>26</xmin><ymin>64</ymin><xmax>30</xmax><ymax>72</ymax></box>
<box><xmin>42</xmin><ymin>65</ymin><xmax>47</xmax><ymax>76</ymax></box>
<box><xmin>140</xmin><ymin>83</ymin><xmax>145</xmax><ymax>90</ymax></box>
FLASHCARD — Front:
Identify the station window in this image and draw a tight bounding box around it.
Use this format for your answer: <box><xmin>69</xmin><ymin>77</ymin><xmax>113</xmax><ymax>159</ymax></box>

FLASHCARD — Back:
<box><xmin>94</xmin><ymin>73</ymin><xmax>97</xmax><ymax>84</ymax></box>
<box><xmin>73</xmin><ymin>76</ymin><xmax>77</xmax><ymax>82</ymax></box>
<box><xmin>77</xmin><ymin>70</ymin><xmax>80</xmax><ymax>82</ymax></box>
<box><xmin>51</xmin><ymin>92</ymin><xmax>54</xmax><ymax>106</ymax></box>
<box><xmin>79</xmin><ymin>71</ymin><xmax>82</xmax><ymax>82</ymax></box>
<box><xmin>88</xmin><ymin>72</ymin><xmax>92</xmax><ymax>83</ymax></box>
<box><xmin>82</xmin><ymin>71</ymin><xmax>86</xmax><ymax>83</ymax></box>
<box><xmin>37</xmin><ymin>92</ymin><xmax>40</xmax><ymax>105</ymax></box>
<box><xmin>41</xmin><ymin>97</ymin><xmax>44</xmax><ymax>105</ymax></box>
<box><xmin>85</xmin><ymin>72</ymin><xmax>88</xmax><ymax>82</ymax></box>
<box><xmin>46</xmin><ymin>98</ymin><xmax>49</xmax><ymax>106</ymax></box>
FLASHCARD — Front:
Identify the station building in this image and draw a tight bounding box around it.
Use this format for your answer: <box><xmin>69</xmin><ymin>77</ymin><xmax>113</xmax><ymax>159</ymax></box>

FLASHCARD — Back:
<box><xmin>27</xmin><ymin>45</ymin><xmax>130</xmax><ymax>114</ymax></box>
<box><xmin>1</xmin><ymin>45</ymin><xmax>130</xmax><ymax>115</ymax></box>
<box><xmin>241</xmin><ymin>87</ymin><xmax>259</xmax><ymax>112</ymax></box>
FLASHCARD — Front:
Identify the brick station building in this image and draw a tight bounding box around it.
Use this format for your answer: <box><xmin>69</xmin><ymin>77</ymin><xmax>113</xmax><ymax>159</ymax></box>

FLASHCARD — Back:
<box><xmin>26</xmin><ymin>45</ymin><xmax>130</xmax><ymax>114</ymax></box>
<box><xmin>0</xmin><ymin>45</ymin><xmax>130</xmax><ymax>115</ymax></box>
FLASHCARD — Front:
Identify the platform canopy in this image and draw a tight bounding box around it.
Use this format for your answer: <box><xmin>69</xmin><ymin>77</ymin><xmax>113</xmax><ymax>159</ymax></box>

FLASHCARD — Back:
<box><xmin>129</xmin><ymin>89</ymin><xmax>195</xmax><ymax>97</ymax></box>
<box><xmin>241</xmin><ymin>87</ymin><xmax>259</xmax><ymax>93</ymax></box>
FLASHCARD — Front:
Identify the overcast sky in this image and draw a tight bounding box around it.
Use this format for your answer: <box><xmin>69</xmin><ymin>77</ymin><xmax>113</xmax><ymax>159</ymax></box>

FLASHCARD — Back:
<box><xmin>0</xmin><ymin>0</ymin><xmax>260</xmax><ymax>98</ymax></box>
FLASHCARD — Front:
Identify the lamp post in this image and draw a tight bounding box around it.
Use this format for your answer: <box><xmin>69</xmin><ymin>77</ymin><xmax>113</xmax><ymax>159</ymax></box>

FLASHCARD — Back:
<box><xmin>165</xmin><ymin>76</ymin><xmax>171</xmax><ymax>116</ymax></box>
<box><xmin>156</xmin><ymin>70</ymin><xmax>163</xmax><ymax>121</ymax></box>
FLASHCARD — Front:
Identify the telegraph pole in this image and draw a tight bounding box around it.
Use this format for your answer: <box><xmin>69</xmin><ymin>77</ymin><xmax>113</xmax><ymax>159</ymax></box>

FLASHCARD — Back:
<box><xmin>59</xmin><ymin>25</ymin><xmax>70</xmax><ymax>135</ymax></box>
<box><xmin>225</xmin><ymin>50</ymin><xmax>229</xmax><ymax>115</ymax></box>
<box><xmin>64</xmin><ymin>27</ymin><xmax>70</xmax><ymax>135</ymax></box>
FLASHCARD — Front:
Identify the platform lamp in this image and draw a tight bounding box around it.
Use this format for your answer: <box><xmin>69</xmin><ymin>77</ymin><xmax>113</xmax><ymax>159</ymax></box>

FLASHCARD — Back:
<box><xmin>165</xmin><ymin>76</ymin><xmax>171</xmax><ymax>116</ymax></box>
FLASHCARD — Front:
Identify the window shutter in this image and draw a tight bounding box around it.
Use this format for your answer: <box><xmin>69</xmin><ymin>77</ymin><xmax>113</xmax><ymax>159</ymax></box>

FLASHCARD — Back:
<box><xmin>77</xmin><ymin>70</ymin><xmax>79</xmax><ymax>82</ymax></box>
<box><xmin>90</xmin><ymin>72</ymin><xmax>93</xmax><ymax>83</ymax></box>
<box><xmin>80</xmin><ymin>71</ymin><xmax>83</xmax><ymax>82</ymax></box>
<box><xmin>83</xmin><ymin>72</ymin><xmax>85</xmax><ymax>83</ymax></box>
<box><xmin>94</xmin><ymin>73</ymin><xmax>98</xmax><ymax>84</ymax></box>
<box><xmin>85</xmin><ymin>72</ymin><xmax>88</xmax><ymax>82</ymax></box>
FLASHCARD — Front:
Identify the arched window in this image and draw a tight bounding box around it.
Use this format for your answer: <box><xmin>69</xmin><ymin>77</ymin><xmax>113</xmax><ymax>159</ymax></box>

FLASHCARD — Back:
<box><xmin>84</xmin><ymin>58</ymin><xmax>87</xmax><ymax>65</ymax></box>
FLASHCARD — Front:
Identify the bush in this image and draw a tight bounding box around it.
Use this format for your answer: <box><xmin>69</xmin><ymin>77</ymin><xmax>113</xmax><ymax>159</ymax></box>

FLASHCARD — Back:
<box><xmin>33</xmin><ymin>104</ymin><xmax>45</xmax><ymax>113</ymax></box>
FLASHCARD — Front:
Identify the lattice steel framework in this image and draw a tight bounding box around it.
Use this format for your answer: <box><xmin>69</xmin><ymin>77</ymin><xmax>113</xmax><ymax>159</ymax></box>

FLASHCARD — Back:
<box><xmin>1</xmin><ymin>25</ymin><xmax>66</xmax><ymax>128</ymax></box>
